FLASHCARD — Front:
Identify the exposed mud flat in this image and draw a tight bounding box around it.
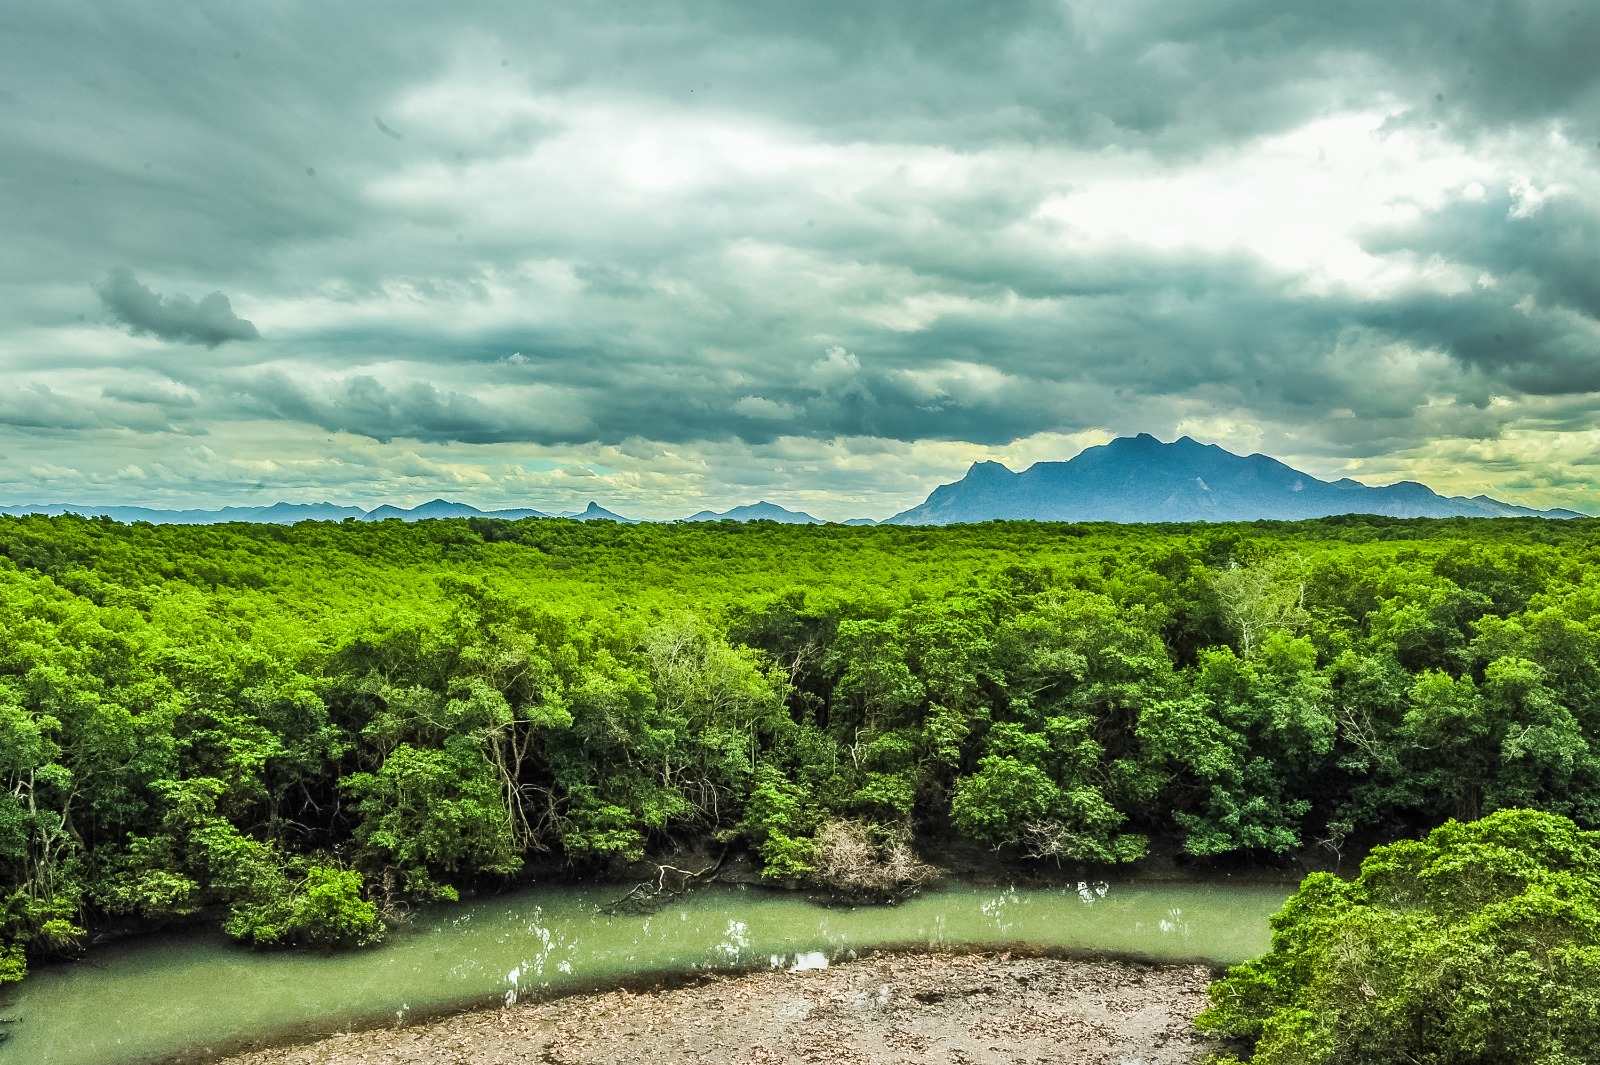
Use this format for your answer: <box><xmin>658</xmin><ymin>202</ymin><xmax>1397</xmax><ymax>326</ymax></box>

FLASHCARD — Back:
<box><xmin>216</xmin><ymin>952</ymin><xmax>1222</xmax><ymax>1065</ymax></box>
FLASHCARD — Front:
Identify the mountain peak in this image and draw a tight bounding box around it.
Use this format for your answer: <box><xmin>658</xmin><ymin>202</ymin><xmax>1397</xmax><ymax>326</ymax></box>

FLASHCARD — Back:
<box><xmin>965</xmin><ymin>459</ymin><xmax>1016</xmax><ymax>479</ymax></box>
<box><xmin>684</xmin><ymin>501</ymin><xmax>821</xmax><ymax>524</ymax></box>
<box><xmin>1110</xmin><ymin>433</ymin><xmax>1207</xmax><ymax>451</ymax></box>
<box><xmin>572</xmin><ymin>501</ymin><xmax>638</xmax><ymax>523</ymax></box>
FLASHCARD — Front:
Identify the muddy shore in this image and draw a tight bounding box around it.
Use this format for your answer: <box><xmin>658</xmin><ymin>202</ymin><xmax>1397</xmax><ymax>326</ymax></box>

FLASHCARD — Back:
<box><xmin>215</xmin><ymin>952</ymin><xmax>1224</xmax><ymax>1065</ymax></box>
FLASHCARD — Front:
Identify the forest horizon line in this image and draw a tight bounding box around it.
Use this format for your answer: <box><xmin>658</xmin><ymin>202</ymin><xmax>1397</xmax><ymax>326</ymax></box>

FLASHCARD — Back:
<box><xmin>2</xmin><ymin>433</ymin><xmax>1588</xmax><ymax>526</ymax></box>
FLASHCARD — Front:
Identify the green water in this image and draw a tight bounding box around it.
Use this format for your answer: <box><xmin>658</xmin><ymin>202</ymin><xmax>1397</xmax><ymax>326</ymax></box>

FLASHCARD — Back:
<box><xmin>0</xmin><ymin>879</ymin><xmax>1289</xmax><ymax>1065</ymax></box>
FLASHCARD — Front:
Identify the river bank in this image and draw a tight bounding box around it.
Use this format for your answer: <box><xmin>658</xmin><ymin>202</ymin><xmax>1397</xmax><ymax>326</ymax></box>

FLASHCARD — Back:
<box><xmin>4</xmin><ymin>879</ymin><xmax>1282</xmax><ymax>1065</ymax></box>
<box><xmin>214</xmin><ymin>951</ymin><xmax>1223</xmax><ymax>1065</ymax></box>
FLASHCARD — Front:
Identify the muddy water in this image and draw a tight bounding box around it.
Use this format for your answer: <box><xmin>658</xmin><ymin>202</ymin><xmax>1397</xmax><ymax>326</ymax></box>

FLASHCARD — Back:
<box><xmin>0</xmin><ymin>879</ymin><xmax>1289</xmax><ymax>1065</ymax></box>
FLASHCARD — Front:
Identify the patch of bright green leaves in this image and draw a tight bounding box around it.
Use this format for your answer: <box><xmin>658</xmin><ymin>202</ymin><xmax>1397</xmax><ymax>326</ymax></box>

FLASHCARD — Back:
<box><xmin>1200</xmin><ymin>808</ymin><xmax>1600</xmax><ymax>1064</ymax></box>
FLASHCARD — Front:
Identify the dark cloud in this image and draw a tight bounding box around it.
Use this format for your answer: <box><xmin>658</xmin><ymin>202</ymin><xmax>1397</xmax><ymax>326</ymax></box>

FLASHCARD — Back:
<box><xmin>3</xmin><ymin>1</ymin><xmax>1600</xmax><ymax>510</ymax></box>
<box><xmin>5</xmin><ymin>1</ymin><xmax>1595</xmax><ymax>299</ymax></box>
<box><xmin>1364</xmin><ymin>191</ymin><xmax>1600</xmax><ymax>318</ymax></box>
<box><xmin>101</xmin><ymin>381</ymin><xmax>199</xmax><ymax>408</ymax></box>
<box><xmin>97</xmin><ymin>268</ymin><xmax>259</xmax><ymax>347</ymax></box>
<box><xmin>0</xmin><ymin>384</ymin><xmax>101</xmax><ymax>432</ymax></box>
<box><xmin>239</xmin><ymin>372</ymin><xmax>596</xmax><ymax>445</ymax></box>
<box><xmin>0</xmin><ymin>382</ymin><xmax>184</xmax><ymax>434</ymax></box>
<box><xmin>176</xmin><ymin>253</ymin><xmax>1422</xmax><ymax>451</ymax></box>
<box><xmin>1354</xmin><ymin>192</ymin><xmax>1600</xmax><ymax>395</ymax></box>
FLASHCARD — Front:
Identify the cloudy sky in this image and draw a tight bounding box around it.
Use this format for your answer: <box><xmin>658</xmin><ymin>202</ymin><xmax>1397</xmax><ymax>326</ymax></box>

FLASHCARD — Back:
<box><xmin>4</xmin><ymin>1</ymin><xmax>1599</xmax><ymax>519</ymax></box>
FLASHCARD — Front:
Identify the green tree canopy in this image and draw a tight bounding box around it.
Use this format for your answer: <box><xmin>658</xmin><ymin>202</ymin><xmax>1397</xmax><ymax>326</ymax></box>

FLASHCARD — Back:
<box><xmin>1200</xmin><ymin>808</ymin><xmax>1600</xmax><ymax>1065</ymax></box>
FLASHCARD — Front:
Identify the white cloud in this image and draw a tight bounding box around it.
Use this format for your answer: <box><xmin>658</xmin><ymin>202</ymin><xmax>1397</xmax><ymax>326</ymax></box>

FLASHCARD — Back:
<box><xmin>734</xmin><ymin>395</ymin><xmax>801</xmax><ymax>420</ymax></box>
<box><xmin>1036</xmin><ymin>112</ymin><xmax>1493</xmax><ymax>293</ymax></box>
<box><xmin>898</xmin><ymin>360</ymin><xmax>1015</xmax><ymax>405</ymax></box>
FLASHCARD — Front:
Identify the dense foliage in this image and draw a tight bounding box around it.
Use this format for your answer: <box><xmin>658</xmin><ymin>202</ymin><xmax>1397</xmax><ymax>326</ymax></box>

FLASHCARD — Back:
<box><xmin>2</xmin><ymin>512</ymin><xmax>1599</xmax><ymax>982</ymax></box>
<box><xmin>1200</xmin><ymin>808</ymin><xmax>1600</xmax><ymax>1063</ymax></box>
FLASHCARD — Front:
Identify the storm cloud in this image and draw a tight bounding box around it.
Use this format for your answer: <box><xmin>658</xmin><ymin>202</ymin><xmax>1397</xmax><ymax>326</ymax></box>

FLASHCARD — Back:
<box><xmin>97</xmin><ymin>268</ymin><xmax>259</xmax><ymax>347</ymax></box>
<box><xmin>2</xmin><ymin>1</ymin><xmax>1599</xmax><ymax>516</ymax></box>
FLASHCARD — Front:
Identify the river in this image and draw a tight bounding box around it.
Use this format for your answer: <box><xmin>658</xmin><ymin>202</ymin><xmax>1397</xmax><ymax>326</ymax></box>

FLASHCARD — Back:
<box><xmin>0</xmin><ymin>878</ymin><xmax>1289</xmax><ymax>1065</ymax></box>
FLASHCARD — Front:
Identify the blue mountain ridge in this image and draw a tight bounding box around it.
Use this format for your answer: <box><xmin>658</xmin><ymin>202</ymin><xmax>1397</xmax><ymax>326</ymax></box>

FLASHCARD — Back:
<box><xmin>0</xmin><ymin>498</ymin><xmax>628</xmax><ymax>525</ymax></box>
<box><xmin>2</xmin><ymin>436</ymin><xmax>1585</xmax><ymax>526</ymax></box>
<box><xmin>683</xmin><ymin>501</ymin><xmax>821</xmax><ymax>524</ymax></box>
<box><xmin>885</xmin><ymin>434</ymin><xmax>1585</xmax><ymax>524</ymax></box>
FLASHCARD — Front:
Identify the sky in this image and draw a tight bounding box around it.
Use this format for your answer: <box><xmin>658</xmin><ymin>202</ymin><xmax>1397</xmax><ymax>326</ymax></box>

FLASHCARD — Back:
<box><xmin>3</xmin><ymin>1</ymin><xmax>1599</xmax><ymax>520</ymax></box>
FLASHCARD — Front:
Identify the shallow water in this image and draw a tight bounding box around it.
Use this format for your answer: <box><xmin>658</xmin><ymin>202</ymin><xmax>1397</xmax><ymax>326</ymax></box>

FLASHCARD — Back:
<box><xmin>0</xmin><ymin>878</ymin><xmax>1289</xmax><ymax>1065</ymax></box>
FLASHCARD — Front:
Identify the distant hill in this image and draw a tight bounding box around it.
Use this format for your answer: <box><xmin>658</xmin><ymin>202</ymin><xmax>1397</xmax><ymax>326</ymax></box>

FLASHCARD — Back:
<box><xmin>558</xmin><ymin>502</ymin><xmax>640</xmax><ymax>523</ymax></box>
<box><xmin>3</xmin><ymin>436</ymin><xmax>1585</xmax><ymax>526</ymax></box>
<box><xmin>0</xmin><ymin>501</ymin><xmax>370</xmax><ymax>525</ymax></box>
<box><xmin>0</xmin><ymin>498</ymin><xmax>554</xmax><ymax>525</ymax></box>
<box><xmin>684</xmin><ymin>501</ymin><xmax>821</xmax><ymax>524</ymax></box>
<box><xmin>886</xmin><ymin>434</ymin><xmax>1587</xmax><ymax>525</ymax></box>
<box><xmin>361</xmin><ymin>499</ymin><xmax>550</xmax><ymax>522</ymax></box>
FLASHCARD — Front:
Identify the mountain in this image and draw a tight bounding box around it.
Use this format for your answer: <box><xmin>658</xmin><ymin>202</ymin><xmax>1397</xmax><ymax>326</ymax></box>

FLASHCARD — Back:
<box><xmin>0</xmin><ymin>502</ymin><xmax>369</xmax><ymax>524</ymax></box>
<box><xmin>360</xmin><ymin>499</ymin><xmax>550</xmax><ymax>522</ymax></box>
<box><xmin>0</xmin><ymin>498</ymin><xmax>554</xmax><ymax>525</ymax></box>
<box><xmin>684</xmin><ymin>501</ymin><xmax>821</xmax><ymax>524</ymax></box>
<box><xmin>887</xmin><ymin>434</ymin><xmax>1587</xmax><ymax>525</ymax></box>
<box><xmin>236</xmin><ymin>502</ymin><xmax>370</xmax><ymax>523</ymax></box>
<box><xmin>3</xmin><ymin>436</ymin><xmax>1585</xmax><ymax>527</ymax></box>
<box><xmin>1454</xmin><ymin>494</ymin><xmax>1587</xmax><ymax>519</ymax></box>
<box><xmin>558</xmin><ymin>501</ymin><xmax>639</xmax><ymax>523</ymax></box>
<box><xmin>362</xmin><ymin>499</ymin><xmax>482</xmax><ymax>521</ymax></box>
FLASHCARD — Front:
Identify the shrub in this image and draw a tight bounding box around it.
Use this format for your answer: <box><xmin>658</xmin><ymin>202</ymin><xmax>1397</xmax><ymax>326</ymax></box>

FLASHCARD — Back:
<box><xmin>809</xmin><ymin>819</ymin><xmax>932</xmax><ymax>900</ymax></box>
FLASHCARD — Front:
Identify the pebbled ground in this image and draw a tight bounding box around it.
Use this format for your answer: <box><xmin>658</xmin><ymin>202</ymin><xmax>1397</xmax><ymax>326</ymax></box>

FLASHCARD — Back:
<box><xmin>216</xmin><ymin>952</ymin><xmax>1223</xmax><ymax>1065</ymax></box>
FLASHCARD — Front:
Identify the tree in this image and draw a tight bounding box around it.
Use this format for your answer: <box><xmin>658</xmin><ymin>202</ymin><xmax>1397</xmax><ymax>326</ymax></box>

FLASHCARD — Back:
<box><xmin>1142</xmin><ymin>633</ymin><xmax>1334</xmax><ymax>856</ymax></box>
<box><xmin>343</xmin><ymin>739</ymin><xmax>521</xmax><ymax>895</ymax></box>
<box><xmin>1212</xmin><ymin>557</ymin><xmax>1310</xmax><ymax>658</ymax></box>
<box><xmin>1199</xmin><ymin>809</ymin><xmax>1600</xmax><ymax>1064</ymax></box>
<box><xmin>951</xmin><ymin>720</ymin><xmax>1146</xmax><ymax>864</ymax></box>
